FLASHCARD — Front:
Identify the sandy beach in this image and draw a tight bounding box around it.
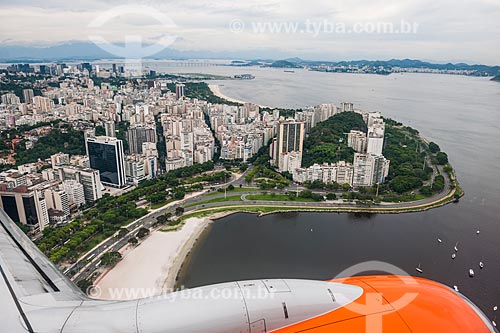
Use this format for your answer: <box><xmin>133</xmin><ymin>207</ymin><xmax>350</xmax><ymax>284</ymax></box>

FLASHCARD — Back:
<box><xmin>95</xmin><ymin>217</ymin><xmax>211</xmax><ymax>300</ymax></box>
<box><xmin>208</xmin><ymin>84</ymin><xmax>248</xmax><ymax>104</ymax></box>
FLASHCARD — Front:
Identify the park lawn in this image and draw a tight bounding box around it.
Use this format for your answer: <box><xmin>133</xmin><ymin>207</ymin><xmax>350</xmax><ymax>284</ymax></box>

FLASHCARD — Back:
<box><xmin>246</xmin><ymin>193</ymin><xmax>318</xmax><ymax>203</ymax></box>
<box><xmin>185</xmin><ymin>195</ymin><xmax>243</xmax><ymax>208</ymax></box>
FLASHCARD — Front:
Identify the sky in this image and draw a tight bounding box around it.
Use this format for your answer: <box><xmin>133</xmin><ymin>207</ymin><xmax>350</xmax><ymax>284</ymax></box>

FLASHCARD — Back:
<box><xmin>0</xmin><ymin>0</ymin><xmax>499</xmax><ymax>64</ymax></box>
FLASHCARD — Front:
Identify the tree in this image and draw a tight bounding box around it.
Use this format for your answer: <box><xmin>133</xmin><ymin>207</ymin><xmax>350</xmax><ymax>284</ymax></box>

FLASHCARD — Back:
<box><xmin>117</xmin><ymin>228</ymin><xmax>129</xmax><ymax>238</ymax></box>
<box><xmin>128</xmin><ymin>237</ymin><xmax>138</xmax><ymax>245</ymax></box>
<box><xmin>176</xmin><ymin>207</ymin><xmax>185</xmax><ymax>216</ymax></box>
<box><xmin>173</xmin><ymin>188</ymin><xmax>186</xmax><ymax>200</ymax></box>
<box><xmin>136</xmin><ymin>227</ymin><xmax>150</xmax><ymax>239</ymax></box>
<box><xmin>428</xmin><ymin>142</ymin><xmax>441</xmax><ymax>153</ymax></box>
<box><xmin>227</xmin><ymin>184</ymin><xmax>235</xmax><ymax>191</ymax></box>
<box><xmin>326</xmin><ymin>193</ymin><xmax>337</xmax><ymax>200</ymax></box>
<box><xmin>100</xmin><ymin>251</ymin><xmax>122</xmax><ymax>267</ymax></box>
<box><xmin>436</xmin><ymin>152</ymin><xmax>449</xmax><ymax>165</ymax></box>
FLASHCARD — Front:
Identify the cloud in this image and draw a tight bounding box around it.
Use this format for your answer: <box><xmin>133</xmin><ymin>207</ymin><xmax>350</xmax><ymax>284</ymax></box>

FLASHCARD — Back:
<box><xmin>0</xmin><ymin>0</ymin><xmax>499</xmax><ymax>64</ymax></box>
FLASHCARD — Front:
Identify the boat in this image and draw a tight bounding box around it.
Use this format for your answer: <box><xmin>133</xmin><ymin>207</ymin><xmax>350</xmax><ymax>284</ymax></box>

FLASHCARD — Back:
<box><xmin>454</xmin><ymin>242</ymin><xmax>459</xmax><ymax>252</ymax></box>
<box><xmin>476</xmin><ymin>230</ymin><xmax>480</xmax><ymax>234</ymax></box>
<box><xmin>451</xmin><ymin>253</ymin><xmax>456</xmax><ymax>259</ymax></box>
<box><xmin>453</xmin><ymin>285</ymin><xmax>459</xmax><ymax>292</ymax></box>
<box><xmin>479</xmin><ymin>261</ymin><xmax>484</xmax><ymax>269</ymax></box>
<box><xmin>469</xmin><ymin>269</ymin><xmax>475</xmax><ymax>277</ymax></box>
<box><xmin>284</xmin><ymin>70</ymin><xmax>295</xmax><ymax>73</ymax></box>
<box><xmin>494</xmin><ymin>306</ymin><xmax>498</xmax><ymax>311</ymax></box>
<box><xmin>437</xmin><ymin>238</ymin><xmax>442</xmax><ymax>243</ymax></box>
<box><xmin>416</xmin><ymin>264</ymin><xmax>423</xmax><ymax>274</ymax></box>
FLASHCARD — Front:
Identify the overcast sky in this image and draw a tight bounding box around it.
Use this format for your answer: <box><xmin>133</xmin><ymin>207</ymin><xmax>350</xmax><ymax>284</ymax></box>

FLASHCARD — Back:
<box><xmin>0</xmin><ymin>0</ymin><xmax>499</xmax><ymax>64</ymax></box>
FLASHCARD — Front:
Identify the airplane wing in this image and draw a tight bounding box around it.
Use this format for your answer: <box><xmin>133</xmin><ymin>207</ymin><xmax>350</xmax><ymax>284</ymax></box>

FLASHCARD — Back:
<box><xmin>0</xmin><ymin>208</ymin><xmax>85</xmax><ymax>332</ymax></box>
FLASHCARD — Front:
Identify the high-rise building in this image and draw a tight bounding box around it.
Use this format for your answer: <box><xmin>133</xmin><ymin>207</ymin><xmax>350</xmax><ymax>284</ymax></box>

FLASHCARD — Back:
<box><xmin>0</xmin><ymin>188</ymin><xmax>49</xmax><ymax>231</ymax></box>
<box><xmin>104</xmin><ymin>121</ymin><xmax>116</xmax><ymax>137</ymax></box>
<box><xmin>1</xmin><ymin>93</ymin><xmax>20</xmax><ymax>105</ymax></box>
<box><xmin>372</xmin><ymin>155</ymin><xmax>391</xmax><ymax>185</ymax></box>
<box><xmin>126</xmin><ymin>126</ymin><xmax>157</xmax><ymax>154</ymax></box>
<box><xmin>272</xmin><ymin>119</ymin><xmax>305</xmax><ymax>173</ymax></box>
<box><xmin>33</xmin><ymin>96</ymin><xmax>52</xmax><ymax>113</ymax></box>
<box><xmin>50</xmin><ymin>153</ymin><xmax>70</xmax><ymax>168</ymax></box>
<box><xmin>353</xmin><ymin>153</ymin><xmax>390</xmax><ymax>187</ymax></box>
<box><xmin>43</xmin><ymin>188</ymin><xmax>70</xmax><ymax>218</ymax></box>
<box><xmin>348</xmin><ymin>130</ymin><xmax>368</xmax><ymax>153</ymax></box>
<box><xmin>175</xmin><ymin>83</ymin><xmax>185</xmax><ymax>100</ymax></box>
<box><xmin>86</xmin><ymin>136</ymin><xmax>126</xmax><ymax>188</ymax></box>
<box><xmin>62</xmin><ymin>180</ymin><xmax>86</xmax><ymax>207</ymax></box>
<box><xmin>22</xmin><ymin>89</ymin><xmax>34</xmax><ymax>104</ymax></box>
<box><xmin>55</xmin><ymin>166</ymin><xmax>103</xmax><ymax>202</ymax></box>
<box><xmin>353</xmin><ymin>153</ymin><xmax>375</xmax><ymax>187</ymax></box>
<box><xmin>367</xmin><ymin>125</ymin><xmax>385</xmax><ymax>156</ymax></box>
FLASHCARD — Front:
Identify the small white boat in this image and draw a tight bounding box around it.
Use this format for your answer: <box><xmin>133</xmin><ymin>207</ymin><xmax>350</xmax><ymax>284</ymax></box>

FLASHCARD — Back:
<box><xmin>453</xmin><ymin>285</ymin><xmax>459</xmax><ymax>292</ymax></box>
<box><xmin>479</xmin><ymin>262</ymin><xmax>484</xmax><ymax>269</ymax></box>
<box><xmin>476</xmin><ymin>230</ymin><xmax>480</xmax><ymax>235</ymax></box>
<box><xmin>416</xmin><ymin>264</ymin><xmax>423</xmax><ymax>274</ymax></box>
<box><xmin>451</xmin><ymin>253</ymin><xmax>456</xmax><ymax>259</ymax></box>
<box><xmin>310</xmin><ymin>228</ymin><xmax>313</xmax><ymax>232</ymax></box>
<box><xmin>493</xmin><ymin>306</ymin><xmax>498</xmax><ymax>311</ymax></box>
<box><xmin>454</xmin><ymin>242</ymin><xmax>459</xmax><ymax>252</ymax></box>
<box><xmin>437</xmin><ymin>238</ymin><xmax>442</xmax><ymax>243</ymax></box>
<box><xmin>493</xmin><ymin>320</ymin><xmax>496</xmax><ymax>328</ymax></box>
<box><xmin>469</xmin><ymin>269</ymin><xmax>475</xmax><ymax>277</ymax></box>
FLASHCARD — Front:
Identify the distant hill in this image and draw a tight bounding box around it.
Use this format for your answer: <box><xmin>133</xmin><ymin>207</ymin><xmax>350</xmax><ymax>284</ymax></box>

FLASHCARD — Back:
<box><xmin>269</xmin><ymin>60</ymin><xmax>302</xmax><ymax>68</ymax></box>
<box><xmin>302</xmin><ymin>58</ymin><xmax>500</xmax><ymax>76</ymax></box>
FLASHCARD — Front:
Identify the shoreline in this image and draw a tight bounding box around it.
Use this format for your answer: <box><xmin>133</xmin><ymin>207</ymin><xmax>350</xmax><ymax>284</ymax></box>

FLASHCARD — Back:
<box><xmin>94</xmin><ymin>217</ymin><xmax>212</xmax><ymax>300</ymax></box>
<box><xmin>208</xmin><ymin>84</ymin><xmax>273</xmax><ymax>108</ymax></box>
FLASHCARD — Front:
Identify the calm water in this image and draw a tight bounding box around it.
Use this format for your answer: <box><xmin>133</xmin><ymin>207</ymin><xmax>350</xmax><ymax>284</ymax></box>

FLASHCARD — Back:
<box><xmin>153</xmin><ymin>62</ymin><xmax>500</xmax><ymax>316</ymax></box>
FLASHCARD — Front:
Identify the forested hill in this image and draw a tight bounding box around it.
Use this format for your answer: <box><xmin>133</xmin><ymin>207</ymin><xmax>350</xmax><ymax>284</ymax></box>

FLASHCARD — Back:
<box><xmin>302</xmin><ymin>112</ymin><xmax>367</xmax><ymax>167</ymax></box>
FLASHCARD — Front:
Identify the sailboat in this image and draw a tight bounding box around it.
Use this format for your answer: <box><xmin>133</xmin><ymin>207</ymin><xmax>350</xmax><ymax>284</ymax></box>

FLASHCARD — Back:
<box><xmin>479</xmin><ymin>261</ymin><xmax>484</xmax><ymax>269</ymax></box>
<box><xmin>437</xmin><ymin>238</ymin><xmax>442</xmax><ymax>243</ymax></box>
<box><xmin>416</xmin><ymin>264</ymin><xmax>423</xmax><ymax>274</ymax></box>
<box><xmin>454</xmin><ymin>242</ymin><xmax>459</xmax><ymax>252</ymax></box>
<box><xmin>469</xmin><ymin>269</ymin><xmax>475</xmax><ymax>277</ymax></box>
<box><xmin>451</xmin><ymin>253</ymin><xmax>456</xmax><ymax>259</ymax></box>
<box><xmin>453</xmin><ymin>285</ymin><xmax>459</xmax><ymax>292</ymax></box>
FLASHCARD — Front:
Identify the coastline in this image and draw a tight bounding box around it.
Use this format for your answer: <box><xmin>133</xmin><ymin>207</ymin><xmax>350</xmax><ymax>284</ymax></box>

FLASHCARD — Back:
<box><xmin>94</xmin><ymin>217</ymin><xmax>212</xmax><ymax>300</ymax></box>
<box><xmin>208</xmin><ymin>84</ymin><xmax>273</xmax><ymax>108</ymax></box>
<box><xmin>208</xmin><ymin>84</ymin><xmax>247</xmax><ymax>104</ymax></box>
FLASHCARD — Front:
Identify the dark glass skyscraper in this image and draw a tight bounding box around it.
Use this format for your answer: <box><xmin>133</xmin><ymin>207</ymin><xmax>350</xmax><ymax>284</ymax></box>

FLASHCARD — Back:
<box><xmin>86</xmin><ymin>137</ymin><xmax>126</xmax><ymax>188</ymax></box>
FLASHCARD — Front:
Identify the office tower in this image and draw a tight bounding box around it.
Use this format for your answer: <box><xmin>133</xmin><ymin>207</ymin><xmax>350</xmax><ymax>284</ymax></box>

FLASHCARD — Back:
<box><xmin>22</xmin><ymin>89</ymin><xmax>34</xmax><ymax>104</ymax></box>
<box><xmin>126</xmin><ymin>126</ymin><xmax>157</xmax><ymax>154</ymax></box>
<box><xmin>0</xmin><ymin>189</ymin><xmax>49</xmax><ymax>231</ymax></box>
<box><xmin>175</xmin><ymin>83</ymin><xmax>185</xmax><ymax>100</ymax></box>
<box><xmin>86</xmin><ymin>136</ymin><xmax>126</xmax><ymax>188</ymax></box>
<box><xmin>104</xmin><ymin>121</ymin><xmax>116</xmax><ymax>137</ymax></box>
<box><xmin>273</xmin><ymin>119</ymin><xmax>305</xmax><ymax>173</ymax></box>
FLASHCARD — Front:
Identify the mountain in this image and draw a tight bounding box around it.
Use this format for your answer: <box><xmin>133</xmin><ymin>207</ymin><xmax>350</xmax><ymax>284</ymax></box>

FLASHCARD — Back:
<box><xmin>268</xmin><ymin>60</ymin><xmax>303</xmax><ymax>68</ymax></box>
<box><xmin>0</xmin><ymin>42</ymin><xmax>292</xmax><ymax>62</ymax></box>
